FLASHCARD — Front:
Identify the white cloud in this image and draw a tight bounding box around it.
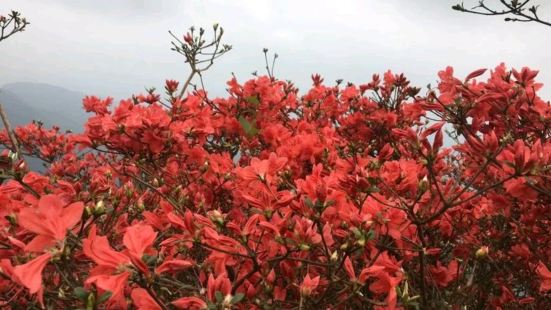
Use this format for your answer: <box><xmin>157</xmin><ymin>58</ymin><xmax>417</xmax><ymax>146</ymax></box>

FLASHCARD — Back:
<box><xmin>1</xmin><ymin>0</ymin><xmax>550</xmax><ymax>99</ymax></box>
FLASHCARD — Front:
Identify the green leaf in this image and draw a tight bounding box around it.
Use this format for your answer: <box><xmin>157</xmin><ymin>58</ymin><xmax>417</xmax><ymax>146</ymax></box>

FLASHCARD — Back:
<box><xmin>207</xmin><ymin>302</ymin><xmax>217</xmax><ymax>310</ymax></box>
<box><xmin>142</xmin><ymin>253</ymin><xmax>157</xmax><ymax>265</ymax></box>
<box><xmin>97</xmin><ymin>291</ymin><xmax>112</xmax><ymax>304</ymax></box>
<box><xmin>304</xmin><ymin>197</ymin><xmax>314</xmax><ymax>209</ymax></box>
<box><xmin>215</xmin><ymin>291</ymin><xmax>224</xmax><ymax>302</ymax></box>
<box><xmin>350</xmin><ymin>227</ymin><xmax>362</xmax><ymax>238</ymax></box>
<box><xmin>73</xmin><ymin>287</ymin><xmax>89</xmax><ymax>300</ymax></box>
<box><xmin>366</xmin><ymin>229</ymin><xmax>376</xmax><ymax>241</ymax></box>
<box><xmin>238</xmin><ymin>116</ymin><xmax>259</xmax><ymax>137</ymax></box>
<box><xmin>245</xmin><ymin>95</ymin><xmax>260</xmax><ymax>106</ymax></box>
<box><xmin>231</xmin><ymin>293</ymin><xmax>245</xmax><ymax>304</ymax></box>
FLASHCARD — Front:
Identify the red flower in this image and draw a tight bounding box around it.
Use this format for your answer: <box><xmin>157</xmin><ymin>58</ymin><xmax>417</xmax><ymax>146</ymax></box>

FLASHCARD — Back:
<box><xmin>155</xmin><ymin>258</ymin><xmax>194</xmax><ymax>274</ymax></box>
<box><xmin>235</xmin><ymin>153</ymin><xmax>287</xmax><ymax>186</ymax></box>
<box><xmin>183</xmin><ymin>32</ymin><xmax>193</xmax><ymax>44</ymax></box>
<box><xmin>18</xmin><ymin>194</ymin><xmax>84</xmax><ymax>252</ymax></box>
<box><xmin>13</xmin><ymin>252</ymin><xmax>51</xmax><ymax>294</ymax></box>
<box><xmin>207</xmin><ymin>274</ymin><xmax>232</xmax><ymax>302</ymax></box>
<box><xmin>1</xmin><ymin>62</ymin><xmax>550</xmax><ymax>308</ymax></box>
<box><xmin>172</xmin><ymin>296</ymin><xmax>207</xmax><ymax>310</ymax></box>
<box><xmin>165</xmin><ymin>79</ymin><xmax>179</xmax><ymax>93</ymax></box>
<box><xmin>131</xmin><ymin>288</ymin><xmax>162</xmax><ymax>310</ymax></box>
<box><xmin>86</xmin><ymin>271</ymin><xmax>130</xmax><ymax>309</ymax></box>
<box><xmin>83</xmin><ymin>224</ymin><xmax>160</xmax><ymax>307</ymax></box>
<box><xmin>123</xmin><ymin>223</ymin><xmax>157</xmax><ymax>269</ymax></box>
<box><xmin>82</xmin><ymin>225</ymin><xmax>130</xmax><ymax>269</ymax></box>
<box><xmin>358</xmin><ymin>252</ymin><xmax>403</xmax><ymax>309</ymax></box>
<box><xmin>429</xmin><ymin>260</ymin><xmax>459</xmax><ymax>287</ymax></box>
<box><xmin>536</xmin><ymin>262</ymin><xmax>551</xmax><ymax>292</ymax></box>
<box><xmin>300</xmin><ymin>274</ymin><xmax>320</xmax><ymax>296</ymax></box>
<box><xmin>82</xmin><ymin>96</ymin><xmax>112</xmax><ymax>115</ymax></box>
<box><xmin>503</xmin><ymin>177</ymin><xmax>538</xmax><ymax>202</ymax></box>
<box><xmin>344</xmin><ymin>256</ymin><xmax>356</xmax><ymax>281</ymax></box>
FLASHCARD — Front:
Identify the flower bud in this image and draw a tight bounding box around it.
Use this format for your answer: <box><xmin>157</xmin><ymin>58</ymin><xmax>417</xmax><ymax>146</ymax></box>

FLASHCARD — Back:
<box><xmin>224</xmin><ymin>172</ymin><xmax>232</xmax><ymax>181</ymax></box>
<box><xmin>299</xmin><ymin>243</ymin><xmax>311</xmax><ymax>251</ymax></box>
<box><xmin>94</xmin><ymin>200</ymin><xmax>106</xmax><ymax>216</ymax></box>
<box><xmin>418</xmin><ymin>177</ymin><xmax>429</xmax><ymax>194</ymax></box>
<box><xmin>476</xmin><ymin>246</ymin><xmax>489</xmax><ymax>258</ymax></box>
<box><xmin>8</xmin><ymin>150</ymin><xmax>17</xmax><ymax>161</ymax></box>
<box><xmin>85</xmin><ymin>206</ymin><xmax>93</xmax><ymax>217</ymax></box>
<box><xmin>165</xmin><ymin>79</ymin><xmax>179</xmax><ymax>93</ymax></box>
<box><xmin>86</xmin><ymin>292</ymin><xmax>96</xmax><ymax>309</ymax></box>
<box><xmin>183</xmin><ymin>32</ymin><xmax>193</xmax><ymax>44</ymax></box>
<box><xmin>17</xmin><ymin>160</ymin><xmax>26</xmax><ymax>170</ymax></box>
<box><xmin>223</xmin><ymin>294</ymin><xmax>232</xmax><ymax>307</ymax></box>
<box><xmin>266</xmin><ymin>269</ymin><xmax>276</xmax><ymax>283</ymax></box>
<box><xmin>209</xmin><ymin>210</ymin><xmax>225</xmax><ymax>226</ymax></box>
<box><xmin>125</xmin><ymin>187</ymin><xmax>133</xmax><ymax>198</ymax></box>
<box><xmin>136</xmin><ymin>200</ymin><xmax>145</xmax><ymax>212</ymax></box>
<box><xmin>200</xmin><ymin>161</ymin><xmax>209</xmax><ymax>172</ymax></box>
<box><xmin>6</xmin><ymin>213</ymin><xmax>17</xmax><ymax>226</ymax></box>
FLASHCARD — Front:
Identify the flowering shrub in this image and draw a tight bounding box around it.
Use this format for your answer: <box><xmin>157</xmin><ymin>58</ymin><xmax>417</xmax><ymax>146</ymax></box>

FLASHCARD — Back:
<box><xmin>0</xmin><ymin>30</ymin><xmax>550</xmax><ymax>309</ymax></box>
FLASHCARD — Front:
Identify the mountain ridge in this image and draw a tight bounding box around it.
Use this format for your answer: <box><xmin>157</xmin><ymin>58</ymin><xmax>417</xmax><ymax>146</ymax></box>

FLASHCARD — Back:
<box><xmin>0</xmin><ymin>82</ymin><xmax>89</xmax><ymax>132</ymax></box>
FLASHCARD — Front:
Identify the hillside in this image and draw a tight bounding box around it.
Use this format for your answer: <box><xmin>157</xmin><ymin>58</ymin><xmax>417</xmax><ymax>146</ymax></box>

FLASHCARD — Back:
<box><xmin>0</xmin><ymin>82</ymin><xmax>89</xmax><ymax>171</ymax></box>
<box><xmin>0</xmin><ymin>82</ymin><xmax>88</xmax><ymax>132</ymax></box>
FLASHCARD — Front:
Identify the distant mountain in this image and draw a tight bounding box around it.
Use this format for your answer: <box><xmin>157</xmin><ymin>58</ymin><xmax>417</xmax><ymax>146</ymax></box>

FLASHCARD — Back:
<box><xmin>0</xmin><ymin>82</ymin><xmax>90</xmax><ymax>171</ymax></box>
<box><xmin>0</xmin><ymin>82</ymin><xmax>88</xmax><ymax>133</ymax></box>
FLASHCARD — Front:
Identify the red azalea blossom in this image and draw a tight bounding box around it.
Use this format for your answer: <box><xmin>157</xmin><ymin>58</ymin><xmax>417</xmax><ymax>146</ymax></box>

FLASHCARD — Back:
<box><xmin>131</xmin><ymin>288</ymin><xmax>162</xmax><ymax>310</ymax></box>
<box><xmin>0</xmin><ymin>62</ymin><xmax>549</xmax><ymax>309</ymax></box>
<box><xmin>18</xmin><ymin>194</ymin><xmax>84</xmax><ymax>252</ymax></box>
<box><xmin>300</xmin><ymin>274</ymin><xmax>320</xmax><ymax>296</ymax></box>
<box><xmin>172</xmin><ymin>296</ymin><xmax>207</xmax><ymax>310</ymax></box>
<box><xmin>13</xmin><ymin>252</ymin><xmax>51</xmax><ymax>294</ymax></box>
<box><xmin>536</xmin><ymin>262</ymin><xmax>551</xmax><ymax>292</ymax></box>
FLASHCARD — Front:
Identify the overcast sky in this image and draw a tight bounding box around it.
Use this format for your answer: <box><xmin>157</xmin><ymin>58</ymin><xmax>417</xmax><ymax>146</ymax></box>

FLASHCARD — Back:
<box><xmin>1</xmin><ymin>0</ymin><xmax>550</xmax><ymax>100</ymax></box>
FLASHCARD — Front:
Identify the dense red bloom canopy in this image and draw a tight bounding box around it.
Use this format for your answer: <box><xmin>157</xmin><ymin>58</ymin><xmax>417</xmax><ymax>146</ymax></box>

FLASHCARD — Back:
<box><xmin>0</xmin><ymin>64</ymin><xmax>549</xmax><ymax>309</ymax></box>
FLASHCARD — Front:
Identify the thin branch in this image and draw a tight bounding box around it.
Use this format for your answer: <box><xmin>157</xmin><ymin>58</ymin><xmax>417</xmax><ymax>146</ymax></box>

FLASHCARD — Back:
<box><xmin>453</xmin><ymin>0</ymin><xmax>551</xmax><ymax>27</ymax></box>
<box><xmin>0</xmin><ymin>103</ymin><xmax>22</xmax><ymax>159</ymax></box>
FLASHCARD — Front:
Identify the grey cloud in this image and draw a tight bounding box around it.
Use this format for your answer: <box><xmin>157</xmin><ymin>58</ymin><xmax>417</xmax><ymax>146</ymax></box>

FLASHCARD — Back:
<box><xmin>41</xmin><ymin>0</ymin><xmax>186</xmax><ymax>18</ymax></box>
<box><xmin>1</xmin><ymin>0</ymin><xmax>550</xmax><ymax>100</ymax></box>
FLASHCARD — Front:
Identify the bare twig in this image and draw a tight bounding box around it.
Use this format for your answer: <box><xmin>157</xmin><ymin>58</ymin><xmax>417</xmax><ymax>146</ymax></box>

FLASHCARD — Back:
<box><xmin>0</xmin><ymin>103</ymin><xmax>22</xmax><ymax>158</ymax></box>
<box><xmin>169</xmin><ymin>24</ymin><xmax>232</xmax><ymax>99</ymax></box>
<box><xmin>453</xmin><ymin>0</ymin><xmax>551</xmax><ymax>27</ymax></box>
<box><xmin>0</xmin><ymin>10</ymin><xmax>30</xmax><ymax>42</ymax></box>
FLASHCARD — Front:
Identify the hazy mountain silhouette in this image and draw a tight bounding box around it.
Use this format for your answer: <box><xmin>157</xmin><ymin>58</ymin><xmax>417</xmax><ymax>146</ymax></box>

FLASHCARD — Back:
<box><xmin>0</xmin><ymin>82</ymin><xmax>89</xmax><ymax>171</ymax></box>
<box><xmin>0</xmin><ymin>82</ymin><xmax>88</xmax><ymax>132</ymax></box>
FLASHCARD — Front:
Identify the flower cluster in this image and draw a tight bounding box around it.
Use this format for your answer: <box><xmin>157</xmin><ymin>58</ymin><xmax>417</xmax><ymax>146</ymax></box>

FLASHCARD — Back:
<box><xmin>0</xmin><ymin>64</ymin><xmax>549</xmax><ymax>309</ymax></box>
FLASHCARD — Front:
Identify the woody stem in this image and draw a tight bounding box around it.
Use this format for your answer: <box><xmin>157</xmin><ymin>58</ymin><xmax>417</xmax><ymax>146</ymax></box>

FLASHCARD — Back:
<box><xmin>0</xmin><ymin>102</ymin><xmax>23</xmax><ymax>159</ymax></box>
